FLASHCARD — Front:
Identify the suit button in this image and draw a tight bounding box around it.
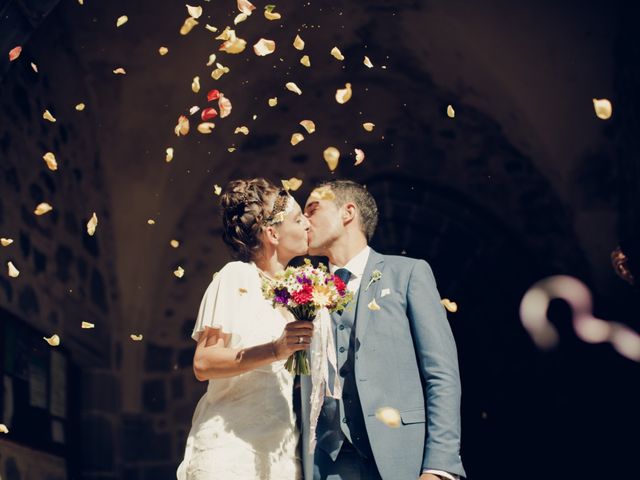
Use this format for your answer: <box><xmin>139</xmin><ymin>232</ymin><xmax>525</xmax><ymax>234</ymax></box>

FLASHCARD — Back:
<box><xmin>338</xmin><ymin>325</ymin><xmax>345</xmax><ymax>330</ymax></box>
<box><xmin>339</xmin><ymin>346</ymin><xmax>345</xmax><ymax>353</ymax></box>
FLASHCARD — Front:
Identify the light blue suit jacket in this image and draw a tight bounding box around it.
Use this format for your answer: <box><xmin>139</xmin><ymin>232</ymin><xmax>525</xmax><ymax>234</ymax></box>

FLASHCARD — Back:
<box><xmin>301</xmin><ymin>249</ymin><xmax>465</xmax><ymax>479</ymax></box>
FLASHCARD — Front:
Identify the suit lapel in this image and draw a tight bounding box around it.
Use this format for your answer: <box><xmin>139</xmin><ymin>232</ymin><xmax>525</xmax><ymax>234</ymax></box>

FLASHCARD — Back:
<box><xmin>353</xmin><ymin>249</ymin><xmax>385</xmax><ymax>342</ymax></box>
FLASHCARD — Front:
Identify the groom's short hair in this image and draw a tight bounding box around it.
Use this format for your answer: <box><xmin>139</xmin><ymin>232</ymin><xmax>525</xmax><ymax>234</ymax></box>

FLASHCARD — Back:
<box><xmin>318</xmin><ymin>180</ymin><xmax>378</xmax><ymax>242</ymax></box>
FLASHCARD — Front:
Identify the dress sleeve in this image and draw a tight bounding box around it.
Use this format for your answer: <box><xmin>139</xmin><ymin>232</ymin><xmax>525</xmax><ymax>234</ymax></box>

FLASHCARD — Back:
<box><xmin>190</xmin><ymin>262</ymin><xmax>250</xmax><ymax>342</ymax></box>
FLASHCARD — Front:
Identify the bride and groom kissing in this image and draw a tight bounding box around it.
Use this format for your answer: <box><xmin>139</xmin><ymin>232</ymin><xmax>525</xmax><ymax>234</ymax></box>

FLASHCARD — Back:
<box><xmin>176</xmin><ymin>178</ymin><xmax>465</xmax><ymax>480</ymax></box>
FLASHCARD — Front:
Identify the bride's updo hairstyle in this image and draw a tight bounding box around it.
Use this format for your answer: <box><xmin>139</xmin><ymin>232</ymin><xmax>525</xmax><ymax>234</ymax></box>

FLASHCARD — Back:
<box><xmin>220</xmin><ymin>178</ymin><xmax>280</xmax><ymax>262</ymax></box>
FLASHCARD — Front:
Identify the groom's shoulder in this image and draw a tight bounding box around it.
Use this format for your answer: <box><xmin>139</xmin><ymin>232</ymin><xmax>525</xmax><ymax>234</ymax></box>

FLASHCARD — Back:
<box><xmin>379</xmin><ymin>252</ymin><xmax>428</xmax><ymax>270</ymax></box>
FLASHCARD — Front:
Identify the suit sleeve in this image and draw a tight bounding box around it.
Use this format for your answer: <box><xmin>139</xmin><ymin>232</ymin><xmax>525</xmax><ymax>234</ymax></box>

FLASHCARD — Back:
<box><xmin>406</xmin><ymin>260</ymin><xmax>465</xmax><ymax>477</ymax></box>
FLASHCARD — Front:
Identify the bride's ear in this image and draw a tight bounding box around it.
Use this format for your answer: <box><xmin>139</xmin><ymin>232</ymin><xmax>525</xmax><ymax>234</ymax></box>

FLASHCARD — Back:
<box><xmin>262</xmin><ymin>225</ymin><xmax>279</xmax><ymax>246</ymax></box>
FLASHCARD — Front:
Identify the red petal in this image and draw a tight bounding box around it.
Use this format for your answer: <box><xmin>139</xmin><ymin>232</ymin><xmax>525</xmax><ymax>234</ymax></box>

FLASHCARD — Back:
<box><xmin>9</xmin><ymin>46</ymin><xmax>22</xmax><ymax>62</ymax></box>
<box><xmin>207</xmin><ymin>89</ymin><xmax>221</xmax><ymax>102</ymax></box>
<box><xmin>201</xmin><ymin>107</ymin><xmax>218</xmax><ymax>121</ymax></box>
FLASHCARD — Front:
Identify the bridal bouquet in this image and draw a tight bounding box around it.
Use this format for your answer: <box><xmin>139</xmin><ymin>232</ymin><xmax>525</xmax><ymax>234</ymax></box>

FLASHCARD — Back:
<box><xmin>262</xmin><ymin>259</ymin><xmax>353</xmax><ymax>374</ymax></box>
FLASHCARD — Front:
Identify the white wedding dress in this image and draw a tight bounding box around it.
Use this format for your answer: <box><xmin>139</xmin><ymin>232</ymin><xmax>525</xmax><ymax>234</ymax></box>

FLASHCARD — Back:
<box><xmin>177</xmin><ymin>261</ymin><xmax>301</xmax><ymax>480</ymax></box>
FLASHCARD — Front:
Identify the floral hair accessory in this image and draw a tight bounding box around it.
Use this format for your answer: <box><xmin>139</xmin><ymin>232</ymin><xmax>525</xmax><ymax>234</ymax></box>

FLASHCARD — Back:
<box><xmin>263</xmin><ymin>189</ymin><xmax>295</xmax><ymax>225</ymax></box>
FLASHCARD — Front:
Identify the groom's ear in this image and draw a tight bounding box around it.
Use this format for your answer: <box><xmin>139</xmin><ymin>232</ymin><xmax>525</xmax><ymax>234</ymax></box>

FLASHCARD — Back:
<box><xmin>342</xmin><ymin>202</ymin><xmax>357</xmax><ymax>225</ymax></box>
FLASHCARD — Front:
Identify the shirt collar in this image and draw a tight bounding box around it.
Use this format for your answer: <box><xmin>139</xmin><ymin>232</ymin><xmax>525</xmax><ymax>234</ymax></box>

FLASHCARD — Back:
<box><xmin>329</xmin><ymin>245</ymin><xmax>371</xmax><ymax>278</ymax></box>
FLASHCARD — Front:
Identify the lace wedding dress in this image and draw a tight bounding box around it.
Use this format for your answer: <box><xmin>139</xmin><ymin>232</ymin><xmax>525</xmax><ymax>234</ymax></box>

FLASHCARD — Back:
<box><xmin>177</xmin><ymin>261</ymin><xmax>301</xmax><ymax>480</ymax></box>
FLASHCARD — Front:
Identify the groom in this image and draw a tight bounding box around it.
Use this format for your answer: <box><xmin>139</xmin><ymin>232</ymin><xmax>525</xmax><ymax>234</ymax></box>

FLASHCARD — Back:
<box><xmin>300</xmin><ymin>180</ymin><xmax>466</xmax><ymax>480</ymax></box>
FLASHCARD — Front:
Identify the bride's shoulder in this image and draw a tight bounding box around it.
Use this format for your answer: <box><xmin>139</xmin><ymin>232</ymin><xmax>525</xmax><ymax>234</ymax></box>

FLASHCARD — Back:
<box><xmin>209</xmin><ymin>261</ymin><xmax>256</xmax><ymax>286</ymax></box>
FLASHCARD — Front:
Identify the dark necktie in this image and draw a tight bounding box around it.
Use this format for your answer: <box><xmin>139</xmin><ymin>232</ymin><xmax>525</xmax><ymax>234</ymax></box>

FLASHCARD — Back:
<box><xmin>334</xmin><ymin>267</ymin><xmax>351</xmax><ymax>285</ymax></box>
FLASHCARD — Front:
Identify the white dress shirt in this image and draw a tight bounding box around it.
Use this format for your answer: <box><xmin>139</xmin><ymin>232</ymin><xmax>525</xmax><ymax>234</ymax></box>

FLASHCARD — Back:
<box><xmin>329</xmin><ymin>246</ymin><xmax>458</xmax><ymax>480</ymax></box>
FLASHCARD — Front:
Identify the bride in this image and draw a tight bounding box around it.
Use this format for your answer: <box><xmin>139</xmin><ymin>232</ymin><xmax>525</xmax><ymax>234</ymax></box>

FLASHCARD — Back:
<box><xmin>177</xmin><ymin>178</ymin><xmax>311</xmax><ymax>480</ymax></box>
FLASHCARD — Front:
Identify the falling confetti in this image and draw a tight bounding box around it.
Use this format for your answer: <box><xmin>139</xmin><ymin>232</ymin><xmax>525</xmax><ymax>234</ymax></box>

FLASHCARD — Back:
<box><xmin>174</xmin><ymin>266</ymin><xmax>185</xmax><ymax>278</ymax></box>
<box><xmin>206</xmin><ymin>53</ymin><xmax>217</xmax><ymax>66</ymax></box>
<box><xmin>130</xmin><ymin>334</ymin><xmax>144</xmax><ymax>341</ymax></box>
<box><xmin>335</xmin><ymin>83</ymin><xmax>352</xmax><ymax>104</ymax></box>
<box><xmin>300</xmin><ymin>120</ymin><xmax>315</xmax><ymax>133</ymax></box>
<box><xmin>368</xmin><ymin>299</ymin><xmax>381</xmax><ymax>311</ymax></box>
<box><xmin>520</xmin><ymin>275</ymin><xmax>640</xmax><ymax>362</ymax></box>
<box><xmin>282</xmin><ymin>178</ymin><xmax>303</xmax><ymax>191</ymax></box>
<box><xmin>7</xmin><ymin>261</ymin><xmax>19</xmax><ymax>278</ymax></box>
<box><xmin>9</xmin><ymin>46</ymin><xmax>22</xmax><ymax>62</ymax></box>
<box><xmin>309</xmin><ymin>185</ymin><xmax>335</xmax><ymax>201</ymax></box>
<box><xmin>441</xmin><ymin>298</ymin><xmax>458</xmax><ymax>313</ymax></box>
<box><xmin>43</xmin><ymin>110</ymin><xmax>56</xmax><ymax>122</ymax></box>
<box><xmin>75</xmin><ymin>103</ymin><xmax>85</xmax><ymax>111</ymax></box>
<box><xmin>186</xmin><ymin>4</ymin><xmax>203</xmax><ymax>18</ymax></box>
<box><xmin>592</xmin><ymin>98</ymin><xmax>612</xmax><ymax>120</ymax></box>
<box><xmin>237</xmin><ymin>0</ymin><xmax>256</xmax><ymax>15</ymax></box>
<box><xmin>234</xmin><ymin>13</ymin><xmax>248</xmax><ymax>25</ymax></box>
<box><xmin>192</xmin><ymin>76</ymin><xmax>201</xmax><ymax>93</ymax></box>
<box><xmin>197</xmin><ymin>122</ymin><xmax>215</xmax><ymax>134</ymax></box>
<box><xmin>0</xmin><ymin>424</ymin><xmax>8</xmax><ymax>434</ymax></box>
<box><xmin>86</xmin><ymin>213</ymin><xmax>98</xmax><ymax>236</ymax></box>
<box><xmin>205</xmin><ymin>25</ymin><xmax>218</xmax><ymax>33</ymax></box>
<box><xmin>165</xmin><ymin>147</ymin><xmax>174</xmax><ymax>162</ymax></box>
<box><xmin>363</xmin><ymin>122</ymin><xmax>375</xmax><ymax>132</ymax></box>
<box><xmin>293</xmin><ymin>34</ymin><xmax>305</xmax><ymax>50</ymax></box>
<box><xmin>286</xmin><ymin>82</ymin><xmax>302</xmax><ymax>95</ymax></box>
<box><xmin>44</xmin><ymin>334</ymin><xmax>61</xmax><ymax>346</ymax></box>
<box><xmin>214</xmin><ymin>184</ymin><xmax>222</xmax><ymax>195</ymax></box>
<box><xmin>354</xmin><ymin>148</ymin><xmax>365</xmax><ymax>166</ymax></box>
<box><xmin>264</xmin><ymin>4</ymin><xmax>281</xmax><ymax>20</ymax></box>
<box><xmin>1</xmin><ymin>238</ymin><xmax>13</xmax><ymax>247</ymax></box>
<box><xmin>113</xmin><ymin>67</ymin><xmax>126</xmax><ymax>75</ymax></box>
<box><xmin>253</xmin><ymin>38</ymin><xmax>276</xmax><ymax>56</ymax></box>
<box><xmin>82</xmin><ymin>321</ymin><xmax>95</xmax><ymax>329</ymax></box>
<box><xmin>268</xmin><ymin>97</ymin><xmax>278</xmax><ymax>107</ymax></box>
<box><xmin>175</xmin><ymin>115</ymin><xmax>190</xmax><ymax>136</ymax></box>
<box><xmin>363</xmin><ymin>56</ymin><xmax>373</xmax><ymax>68</ymax></box>
<box><xmin>323</xmin><ymin>147</ymin><xmax>340</xmax><ymax>171</ymax></box>
<box><xmin>290</xmin><ymin>133</ymin><xmax>304</xmax><ymax>145</ymax></box>
<box><xmin>31</xmin><ymin>62</ymin><xmax>38</xmax><ymax>73</ymax></box>
<box><xmin>234</xmin><ymin>126</ymin><xmax>249</xmax><ymax>135</ymax></box>
<box><xmin>207</xmin><ymin>89</ymin><xmax>221</xmax><ymax>101</ymax></box>
<box><xmin>375</xmin><ymin>407</ymin><xmax>401</xmax><ymax>428</ymax></box>
<box><xmin>170</xmin><ymin>239</ymin><xmax>180</xmax><ymax>248</ymax></box>
<box><xmin>34</xmin><ymin>202</ymin><xmax>53</xmax><ymax>215</ymax></box>
<box><xmin>43</xmin><ymin>152</ymin><xmax>58</xmax><ymax>171</ymax></box>
<box><xmin>330</xmin><ymin>47</ymin><xmax>344</xmax><ymax>61</ymax></box>
<box><xmin>219</xmin><ymin>95</ymin><xmax>232</xmax><ymax>117</ymax></box>
<box><xmin>227</xmin><ymin>147</ymin><xmax>236</xmax><ymax>152</ymax></box>
<box><xmin>211</xmin><ymin>62</ymin><xmax>230</xmax><ymax>79</ymax></box>
<box><xmin>116</xmin><ymin>15</ymin><xmax>128</xmax><ymax>27</ymax></box>
<box><xmin>147</xmin><ymin>219</ymin><xmax>156</xmax><ymax>225</ymax></box>
<box><xmin>446</xmin><ymin>105</ymin><xmax>455</xmax><ymax>118</ymax></box>
<box><xmin>300</xmin><ymin>55</ymin><xmax>311</xmax><ymax>67</ymax></box>
<box><xmin>159</xmin><ymin>46</ymin><xmax>169</xmax><ymax>55</ymax></box>
<box><xmin>180</xmin><ymin>17</ymin><xmax>199</xmax><ymax>35</ymax></box>
<box><xmin>239</xmin><ymin>288</ymin><xmax>248</xmax><ymax>295</ymax></box>
<box><xmin>190</xmin><ymin>106</ymin><xmax>200</xmax><ymax>115</ymax></box>
<box><xmin>219</xmin><ymin>35</ymin><xmax>247</xmax><ymax>54</ymax></box>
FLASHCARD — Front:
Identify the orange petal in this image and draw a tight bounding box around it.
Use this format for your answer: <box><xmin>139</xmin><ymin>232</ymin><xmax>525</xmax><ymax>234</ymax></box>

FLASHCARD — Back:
<box><xmin>0</xmin><ymin>424</ymin><xmax>9</xmax><ymax>434</ymax></box>
<box><xmin>214</xmin><ymin>184</ymin><xmax>222</xmax><ymax>195</ymax></box>
<box><xmin>330</xmin><ymin>47</ymin><xmax>344</xmax><ymax>61</ymax></box>
<box><xmin>264</xmin><ymin>7</ymin><xmax>281</xmax><ymax>20</ymax></box>
<box><xmin>206</xmin><ymin>53</ymin><xmax>217</xmax><ymax>65</ymax></box>
<box><xmin>1</xmin><ymin>238</ymin><xmax>14</xmax><ymax>247</ymax></box>
<box><xmin>446</xmin><ymin>105</ymin><xmax>455</xmax><ymax>118</ymax></box>
<box><xmin>147</xmin><ymin>219</ymin><xmax>156</xmax><ymax>225</ymax></box>
<box><xmin>293</xmin><ymin>34</ymin><xmax>305</xmax><ymax>50</ymax></box>
<box><xmin>268</xmin><ymin>97</ymin><xmax>278</xmax><ymax>107</ymax></box>
<box><xmin>186</xmin><ymin>4</ymin><xmax>203</xmax><ymax>19</ymax></box>
<box><xmin>335</xmin><ymin>83</ymin><xmax>352</xmax><ymax>104</ymax></box>
<box><xmin>363</xmin><ymin>122</ymin><xmax>375</xmax><ymax>132</ymax></box>
<box><xmin>290</xmin><ymin>133</ymin><xmax>304</xmax><ymax>145</ymax></box>
<box><xmin>237</xmin><ymin>0</ymin><xmax>256</xmax><ymax>15</ymax></box>
<box><xmin>191</xmin><ymin>76</ymin><xmax>200</xmax><ymax>93</ymax></box>
<box><xmin>116</xmin><ymin>15</ymin><xmax>128</xmax><ymax>27</ymax></box>
<box><xmin>44</xmin><ymin>334</ymin><xmax>61</xmax><ymax>346</ymax></box>
<box><xmin>234</xmin><ymin>126</ymin><xmax>249</xmax><ymax>135</ymax></box>
<box><xmin>174</xmin><ymin>266</ymin><xmax>185</xmax><ymax>278</ymax></box>
<box><xmin>165</xmin><ymin>147</ymin><xmax>174</xmax><ymax>162</ymax></box>
<box><xmin>43</xmin><ymin>110</ymin><xmax>56</xmax><ymax>122</ymax></box>
<box><xmin>593</xmin><ymin>98</ymin><xmax>612</xmax><ymax>120</ymax></box>
<box><xmin>82</xmin><ymin>321</ymin><xmax>95</xmax><ymax>329</ymax></box>
<box><xmin>363</xmin><ymin>56</ymin><xmax>373</xmax><ymax>68</ymax></box>
<box><xmin>170</xmin><ymin>239</ymin><xmax>180</xmax><ymax>248</ymax></box>
<box><xmin>282</xmin><ymin>178</ymin><xmax>303</xmax><ymax>191</ymax></box>
<box><xmin>43</xmin><ymin>152</ymin><xmax>58</xmax><ymax>171</ymax></box>
<box><xmin>31</xmin><ymin>62</ymin><xmax>38</xmax><ymax>72</ymax></box>
<box><xmin>286</xmin><ymin>82</ymin><xmax>302</xmax><ymax>95</ymax></box>
<box><xmin>113</xmin><ymin>67</ymin><xmax>126</xmax><ymax>74</ymax></box>
<box><xmin>7</xmin><ymin>261</ymin><xmax>19</xmax><ymax>278</ymax></box>
<box><xmin>375</xmin><ymin>407</ymin><xmax>401</xmax><ymax>428</ymax></box>
<box><xmin>86</xmin><ymin>212</ymin><xmax>98</xmax><ymax>236</ymax></box>
<box><xmin>75</xmin><ymin>103</ymin><xmax>85</xmax><ymax>111</ymax></box>
<box><xmin>218</xmin><ymin>95</ymin><xmax>232</xmax><ymax>118</ymax></box>
<box><xmin>180</xmin><ymin>17</ymin><xmax>199</xmax><ymax>35</ymax></box>
<box><xmin>219</xmin><ymin>37</ymin><xmax>247</xmax><ymax>54</ymax></box>
<box><xmin>130</xmin><ymin>334</ymin><xmax>144</xmax><ymax>341</ymax></box>
<box><xmin>9</xmin><ymin>46</ymin><xmax>22</xmax><ymax>62</ymax></box>
<box><xmin>323</xmin><ymin>147</ymin><xmax>340</xmax><ymax>171</ymax></box>
<box><xmin>159</xmin><ymin>46</ymin><xmax>168</xmax><ymax>55</ymax></box>
<box><xmin>299</xmin><ymin>120</ymin><xmax>315</xmax><ymax>134</ymax></box>
<box><xmin>253</xmin><ymin>38</ymin><xmax>276</xmax><ymax>56</ymax></box>
<box><xmin>174</xmin><ymin>115</ymin><xmax>190</xmax><ymax>136</ymax></box>
<box><xmin>34</xmin><ymin>202</ymin><xmax>53</xmax><ymax>215</ymax></box>
<box><xmin>354</xmin><ymin>148</ymin><xmax>365</xmax><ymax>166</ymax></box>
<box><xmin>441</xmin><ymin>298</ymin><xmax>458</xmax><ymax>313</ymax></box>
<box><xmin>300</xmin><ymin>55</ymin><xmax>310</xmax><ymax>67</ymax></box>
<box><xmin>197</xmin><ymin>122</ymin><xmax>216</xmax><ymax>134</ymax></box>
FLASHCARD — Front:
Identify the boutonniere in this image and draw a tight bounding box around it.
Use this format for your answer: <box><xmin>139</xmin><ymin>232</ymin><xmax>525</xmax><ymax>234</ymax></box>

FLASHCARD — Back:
<box><xmin>365</xmin><ymin>269</ymin><xmax>382</xmax><ymax>291</ymax></box>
